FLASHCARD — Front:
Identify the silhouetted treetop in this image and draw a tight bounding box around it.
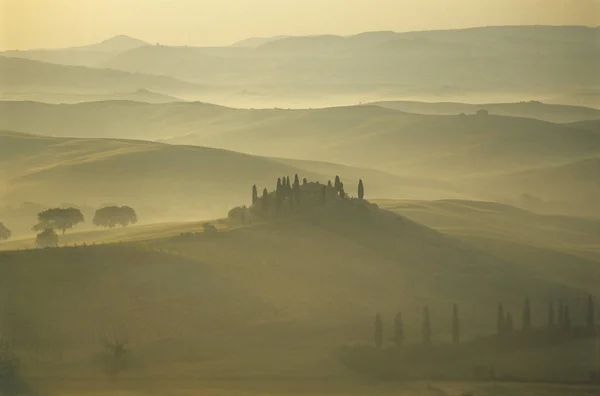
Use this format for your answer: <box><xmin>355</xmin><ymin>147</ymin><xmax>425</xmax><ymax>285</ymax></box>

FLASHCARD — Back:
<box><xmin>33</xmin><ymin>207</ymin><xmax>84</xmax><ymax>234</ymax></box>
<box><xmin>36</xmin><ymin>228</ymin><xmax>58</xmax><ymax>248</ymax></box>
<box><xmin>93</xmin><ymin>206</ymin><xmax>138</xmax><ymax>229</ymax></box>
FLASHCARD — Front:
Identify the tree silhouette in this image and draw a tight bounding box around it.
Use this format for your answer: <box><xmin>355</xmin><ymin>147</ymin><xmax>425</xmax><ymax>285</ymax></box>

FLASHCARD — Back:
<box><xmin>548</xmin><ymin>302</ymin><xmax>555</xmax><ymax>328</ymax></box>
<box><xmin>327</xmin><ymin>180</ymin><xmax>333</xmax><ymax>188</ymax></box>
<box><xmin>374</xmin><ymin>313</ymin><xmax>383</xmax><ymax>348</ymax></box>
<box><xmin>587</xmin><ymin>295</ymin><xmax>595</xmax><ymax>331</ymax></box>
<box><xmin>452</xmin><ymin>303</ymin><xmax>460</xmax><ymax>345</ymax></box>
<box><xmin>0</xmin><ymin>222</ymin><xmax>11</xmax><ymax>243</ymax></box>
<box><xmin>321</xmin><ymin>185</ymin><xmax>327</xmax><ymax>205</ymax></box>
<box><xmin>334</xmin><ymin>175</ymin><xmax>341</xmax><ymax>191</ymax></box>
<box><xmin>93</xmin><ymin>206</ymin><xmax>138</xmax><ymax>228</ymax></box>
<box><xmin>252</xmin><ymin>185</ymin><xmax>258</xmax><ymax>205</ymax></box>
<box><xmin>261</xmin><ymin>188</ymin><xmax>269</xmax><ymax>212</ymax></box>
<box><xmin>36</xmin><ymin>228</ymin><xmax>58</xmax><ymax>248</ymax></box>
<box><xmin>394</xmin><ymin>311</ymin><xmax>404</xmax><ymax>348</ymax></box>
<box><xmin>422</xmin><ymin>306</ymin><xmax>432</xmax><ymax>346</ymax></box>
<box><xmin>339</xmin><ymin>182</ymin><xmax>345</xmax><ymax>199</ymax></box>
<box><xmin>33</xmin><ymin>207</ymin><xmax>84</xmax><ymax>234</ymax></box>
<box><xmin>497</xmin><ymin>304</ymin><xmax>505</xmax><ymax>337</ymax></box>
<box><xmin>358</xmin><ymin>179</ymin><xmax>364</xmax><ymax>200</ymax></box>
<box><xmin>303</xmin><ymin>178</ymin><xmax>308</xmax><ymax>185</ymax></box>
<box><xmin>522</xmin><ymin>298</ymin><xmax>532</xmax><ymax>333</ymax></box>
<box><xmin>293</xmin><ymin>174</ymin><xmax>301</xmax><ymax>206</ymax></box>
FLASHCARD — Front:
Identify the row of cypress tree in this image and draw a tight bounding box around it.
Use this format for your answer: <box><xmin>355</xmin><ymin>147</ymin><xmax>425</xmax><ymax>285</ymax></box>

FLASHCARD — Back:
<box><xmin>374</xmin><ymin>295</ymin><xmax>596</xmax><ymax>348</ymax></box>
<box><xmin>374</xmin><ymin>304</ymin><xmax>460</xmax><ymax>348</ymax></box>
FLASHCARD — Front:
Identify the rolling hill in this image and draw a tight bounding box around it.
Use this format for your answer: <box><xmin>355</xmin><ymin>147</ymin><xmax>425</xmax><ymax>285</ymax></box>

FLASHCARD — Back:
<box><xmin>369</xmin><ymin>100</ymin><xmax>600</xmax><ymax>123</ymax></box>
<box><xmin>1</xmin><ymin>130</ymin><xmax>459</xmax><ymax>237</ymax></box>
<box><xmin>0</xmin><ymin>200</ymin><xmax>595</xmax><ymax>378</ymax></box>
<box><xmin>101</xmin><ymin>26</ymin><xmax>598</xmax><ymax>99</ymax></box>
<box><xmin>376</xmin><ymin>199</ymin><xmax>600</xmax><ymax>261</ymax></box>
<box><xmin>0</xmin><ymin>56</ymin><xmax>203</xmax><ymax>97</ymax></box>
<box><xmin>2</xmin><ymin>100</ymin><xmax>599</xmax><ymax>178</ymax></box>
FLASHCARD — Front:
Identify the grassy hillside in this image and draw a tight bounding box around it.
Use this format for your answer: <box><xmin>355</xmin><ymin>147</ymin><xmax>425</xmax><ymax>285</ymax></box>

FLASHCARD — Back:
<box><xmin>369</xmin><ymin>100</ymin><xmax>600</xmax><ymax>123</ymax></box>
<box><xmin>465</xmin><ymin>157</ymin><xmax>600</xmax><ymax>217</ymax></box>
<box><xmin>0</xmin><ymin>131</ymin><xmax>322</xmax><ymax>230</ymax></box>
<box><xmin>376</xmin><ymin>199</ymin><xmax>600</xmax><ymax>262</ymax></box>
<box><xmin>1</xmin><ymin>131</ymin><xmax>454</xmax><ymax>237</ymax></box>
<box><xmin>2</xmin><ymin>101</ymin><xmax>599</xmax><ymax>179</ymax></box>
<box><xmin>0</xmin><ymin>202</ymin><xmax>595</xmax><ymax>379</ymax></box>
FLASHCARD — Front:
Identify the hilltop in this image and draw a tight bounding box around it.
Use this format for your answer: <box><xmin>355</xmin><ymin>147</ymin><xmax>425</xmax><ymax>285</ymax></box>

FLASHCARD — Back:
<box><xmin>0</xmin><ymin>131</ymin><xmax>455</xmax><ymax>237</ymax></box>
<box><xmin>2</xmin><ymin>100</ymin><xmax>598</xmax><ymax>178</ymax></box>
<box><xmin>369</xmin><ymin>100</ymin><xmax>600</xmax><ymax>123</ymax></box>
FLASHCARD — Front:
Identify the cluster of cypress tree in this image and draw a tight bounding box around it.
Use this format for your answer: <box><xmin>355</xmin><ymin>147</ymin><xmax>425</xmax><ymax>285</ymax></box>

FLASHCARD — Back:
<box><xmin>251</xmin><ymin>174</ymin><xmax>366</xmax><ymax>212</ymax></box>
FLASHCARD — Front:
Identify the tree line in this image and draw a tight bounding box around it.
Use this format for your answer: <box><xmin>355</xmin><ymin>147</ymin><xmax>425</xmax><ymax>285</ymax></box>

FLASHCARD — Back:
<box><xmin>373</xmin><ymin>296</ymin><xmax>597</xmax><ymax>349</ymax></box>
<box><xmin>0</xmin><ymin>205</ymin><xmax>138</xmax><ymax>248</ymax></box>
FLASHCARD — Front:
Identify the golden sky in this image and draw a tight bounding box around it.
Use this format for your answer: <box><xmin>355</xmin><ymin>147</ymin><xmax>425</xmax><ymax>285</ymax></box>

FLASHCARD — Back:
<box><xmin>1</xmin><ymin>0</ymin><xmax>599</xmax><ymax>50</ymax></box>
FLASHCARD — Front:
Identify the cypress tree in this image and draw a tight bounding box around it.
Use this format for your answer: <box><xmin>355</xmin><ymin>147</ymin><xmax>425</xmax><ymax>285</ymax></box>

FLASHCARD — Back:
<box><xmin>327</xmin><ymin>180</ymin><xmax>333</xmax><ymax>188</ymax></box>
<box><xmin>358</xmin><ymin>179</ymin><xmax>364</xmax><ymax>200</ymax></box>
<box><xmin>497</xmin><ymin>304</ymin><xmax>505</xmax><ymax>337</ymax></box>
<box><xmin>522</xmin><ymin>298</ymin><xmax>532</xmax><ymax>333</ymax></box>
<box><xmin>394</xmin><ymin>311</ymin><xmax>404</xmax><ymax>348</ymax></box>
<box><xmin>587</xmin><ymin>295</ymin><xmax>595</xmax><ymax>331</ymax></box>
<box><xmin>252</xmin><ymin>185</ymin><xmax>258</xmax><ymax>205</ymax></box>
<box><xmin>293</xmin><ymin>174</ymin><xmax>301</xmax><ymax>205</ymax></box>
<box><xmin>286</xmin><ymin>176</ymin><xmax>291</xmax><ymax>191</ymax></box>
<box><xmin>276</xmin><ymin>178</ymin><xmax>283</xmax><ymax>207</ymax></box>
<box><xmin>261</xmin><ymin>188</ymin><xmax>269</xmax><ymax>211</ymax></box>
<box><xmin>374</xmin><ymin>313</ymin><xmax>383</xmax><ymax>348</ymax></box>
<box><xmin>422</xmin><ymin>306</ymin><xmax>432</xmax><ymax>346</ymax></box>
<box><xmin>303</xmin><ymin>178</ymin><xmax>308</xmax><ymax>185</ymax></box>
<box><xmin>452</xmin><ymin>303</ymin><xmax>460</xmax><ymax>345</ymax></box>
<box><xmin>339</xmin><ymin>182</ymin><xmax>345</xmax><ymax>199</ymax></box>
<box><xmin>334</xmin><ymin>175</ymin><xmax>341</xmax><ymax>191</ymax></box>
<box><xmin>548</xmin><ymin>302</ymin><xmax>555</xmax><ymax>328</ymax></box>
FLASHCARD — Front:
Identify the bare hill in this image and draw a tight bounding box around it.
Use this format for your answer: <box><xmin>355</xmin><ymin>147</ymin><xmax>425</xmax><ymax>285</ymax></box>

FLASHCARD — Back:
<box><xmin>369</xmin><ymin>100</ymin><xmax>600</xmax><ymax>123</ymax></box>
<box><xmin>0</xmin><ymin>131</ymin><xmax>447</xmax><ymax>236</ymax></box>
<box><xmin>0</xmin><ymin>203</ymin><xmax>593</xmax><ymax>377</ymax></box>
<box><xmin>2</xmin><ymin>101</ymin><xmax>599</xmax><ymax>180</ymax></box>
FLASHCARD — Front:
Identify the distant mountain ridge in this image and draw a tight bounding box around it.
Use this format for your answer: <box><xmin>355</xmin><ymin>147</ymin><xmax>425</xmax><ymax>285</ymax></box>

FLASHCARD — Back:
<box><xmin>67</xmin><ymin>35</ymin><xmax>150</xmax><ymax>52</ymax></box>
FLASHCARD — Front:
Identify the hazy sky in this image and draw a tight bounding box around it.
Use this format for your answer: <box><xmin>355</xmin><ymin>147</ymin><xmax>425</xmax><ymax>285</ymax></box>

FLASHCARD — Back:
<box><xmin>1</xmin><ymin>0</ymin><xmax>599</xmax><ymax>50</ymax></box>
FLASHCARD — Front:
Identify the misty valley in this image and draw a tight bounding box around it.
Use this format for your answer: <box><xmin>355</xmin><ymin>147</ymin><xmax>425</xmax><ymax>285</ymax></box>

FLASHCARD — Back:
<box><xmin>0</xmin><ymin>20</ymin><xmax>598</xmax><ymax>396</ymax></box>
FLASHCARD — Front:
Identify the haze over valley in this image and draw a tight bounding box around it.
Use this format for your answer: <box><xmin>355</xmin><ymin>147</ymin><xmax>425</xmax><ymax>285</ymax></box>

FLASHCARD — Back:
<box><xmin>0</xmin><ymin>2</ymin><xmax>599</xmax><ymax>394</ymax></box>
